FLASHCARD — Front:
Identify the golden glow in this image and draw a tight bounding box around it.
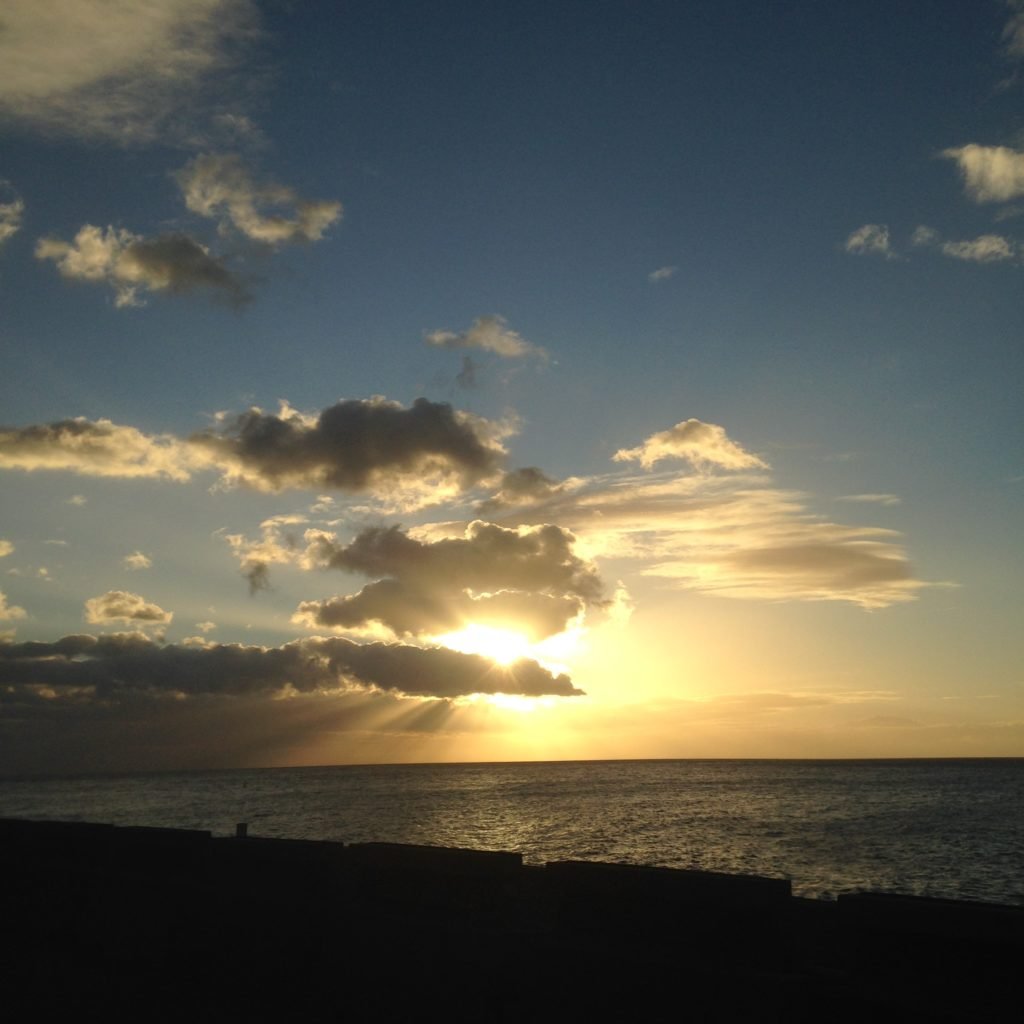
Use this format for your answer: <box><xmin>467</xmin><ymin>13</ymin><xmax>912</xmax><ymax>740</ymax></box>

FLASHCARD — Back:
<box><xmin>435</xmin><ymin>624</ymin><xmax>534</xmax><ymax>665</ymax></box>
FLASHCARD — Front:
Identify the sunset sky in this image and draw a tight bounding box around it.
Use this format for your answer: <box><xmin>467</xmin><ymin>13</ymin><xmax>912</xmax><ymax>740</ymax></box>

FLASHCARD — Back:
<box><xmin>1</xmin><ymin>1</ymin><xmax>1022</xmax><ymax>774</ymax></box>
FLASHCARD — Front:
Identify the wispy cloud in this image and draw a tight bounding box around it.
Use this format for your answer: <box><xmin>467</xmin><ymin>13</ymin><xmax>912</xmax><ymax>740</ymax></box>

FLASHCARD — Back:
<box><xmin>123</xmin><ymin>551</ymin><xmax>153</xmax><ymax>571</ymax></box>
<box><xmin>426</xmin><ymin>315</ymin><xmax>547</xmax><ymax>361</ymax></box>
<box><xmin>177</xmin><ymin>153</ymin><xmax>342</xmax><ymax>245</ymax></box>
<box><xmin>0</xmin><ymin>540</ymin><xmax>13</xmax><ymax>558</ymax></box>
<box><xmin>844</xmin><ymin>223</ymin><xmax>896</xmax><ymax>259</ymax></box>
<box><xmin>0</xmin><ymin>183</ymin><xmax>24</xmax><ymax>247</ymax></box>
<box><xmin>648</xmin><ymin>265</ymin><xmax>678</xmax><ymax>283</ymax></box>
<box><xmin>837</xmin><ymin>494</ymin><xmax>901</xmax><ymax>506</ymax></box>
<box><xmin>940</xmin><ymin>234</ymin><xmax>1018</xmax><ymax>262</ymax></box>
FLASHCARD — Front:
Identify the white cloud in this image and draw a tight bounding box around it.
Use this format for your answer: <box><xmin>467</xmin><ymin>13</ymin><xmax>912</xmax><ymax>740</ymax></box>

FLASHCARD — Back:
<box><xmin>0</xmin><ymin>590</ymin><xmax>26</xmax><ymax>621</ymax></box>
<box><xmin>844</xmin><ymin>224</ymin><xmax>896</xmax><ymax>259</ymax></box>
<box><xmin>648</xmin><ymin>265</ymin><xmax>678</xmax><ymax>283</ymax></box>
<box><xmin>84</xmin><ymin>590</ymin><xmax>172</xmax><ymax>626</ymax></box>
<box><xmin>940</xmin><ymin>234</ymin><xmax>1017</xmax><ymax>262</ymax></box>
<box><xmin>0</xmin><ymin>183</ymin><xmax>24</xmax><ymax>247</ymax></box>
<box><xmin>123</xmin><ymin>551</ymin><xmax>152</xmax><ymax>570</ymax></box>
<box><xmin>195</xmin><ymin>620</ymin><xmax>217</xmax><ymax>633</ymax></box>
<box><xmin>613</xmin><ymin>418</ymin><xmax>768</xmax><ymax>471</ymax></box>
<box><xmin>426</xmin><ymin>315</ymin><xmax>546</xmax><ymax>361</ymax></box>
<box><xmin>942</xmin><ymin>145</ymin><xmax>1024</xmax><ymax>203</ymax></box>
<box><xmin>0</xmin><ymin>540</ymin><xmax>13</xmax><ymax>558</ymax></box>
<box><xmin>177</xmin><ymin>153</ymin><xmax>342</xmax><ymax>245</ymax></box>
<box><xmin>35</xmin><ymin>224</ymin><xmax>247</xmax><ymax>307</ymax></box>
<box><xmin>67</xmin><ymin>495</ymin><xmax>87</xmax><ymax>506</ymax></box>
<box><xmin>0</xmin><ymin>0</ymin><xmax>260</xmax><ymax>143</ymax></box>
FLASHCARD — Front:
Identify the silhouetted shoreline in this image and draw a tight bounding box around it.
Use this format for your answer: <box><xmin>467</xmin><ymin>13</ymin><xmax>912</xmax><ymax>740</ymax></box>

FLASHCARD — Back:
<box><xmin>3</xmin><ymin>817</ymin><xmax>1020</xmax><ymax>1021</ymax></box>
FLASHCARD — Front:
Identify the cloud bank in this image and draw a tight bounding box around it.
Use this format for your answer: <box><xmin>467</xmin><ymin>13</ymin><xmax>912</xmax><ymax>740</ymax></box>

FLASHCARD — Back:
<box><xmin>0</xmin><ymin>632</ymin><xmax>582</xmax><ymax>701</ymax></box>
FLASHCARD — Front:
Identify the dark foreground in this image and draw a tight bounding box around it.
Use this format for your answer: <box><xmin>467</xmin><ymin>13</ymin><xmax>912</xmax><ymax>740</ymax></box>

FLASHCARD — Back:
<box><xmin>3</xmin><ymin>818</ymin><xmax>1020</xmax><ymax>1022</ymax></box>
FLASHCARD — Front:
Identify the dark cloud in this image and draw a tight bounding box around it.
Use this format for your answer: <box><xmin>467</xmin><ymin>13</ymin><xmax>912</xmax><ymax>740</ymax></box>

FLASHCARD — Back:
<box><xmin>125</xmin><ymin>233</ymin><xmax>249</xmax><ymax>305</ymax></box>
<box><xmin>191</xmin><ymin>397</ymin><xmax>506</xmax><ymax>501</ymax></box>
<box><xmin>476</xmin><ymin>466</ymin><xmax>565</xmax><ymax>513</ymax></box>
<box><xmin>0</xmin><ymin>632</ymin><xmax>582</xmax><ymax>701</ymax></box>
<box><xmin>243</xmin><ymin>561</ymin><xmax>271</xmax><ymax>594</ymax></box>
<box><xmin>456</xmin><ymin>355</ymin><xmax>478</xmax><ymax>389</ymax></box>
<box><xmin>35</xmin><ymin>225</ymin><xmax>247</xmax><ymax>307</ymax></box>
<box><xmin>1</xmin><ymin>398</ymin><xmax>507</xmax><ymax>504</ymax></box>
<box><xmin>298</xmin><ymin>520</ymin><xmax>603</xmax><ymax>640</ymax></box>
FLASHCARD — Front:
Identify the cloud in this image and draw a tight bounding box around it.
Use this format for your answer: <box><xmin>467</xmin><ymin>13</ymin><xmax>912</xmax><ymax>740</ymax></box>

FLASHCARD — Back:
<box><xmin>123</xmin><ymin>551</ymin><xmax>152</xmax><ymax>570</ymax></box>
<box><xmin>191</xmin><ymin>397</ymin><xmax>508</xmax><ymax>505</ymax></box>
<box><xmin>0</xmin><ymin>632</ymin><xmax>582</xmax><ymax>701</ymax></box>
<box><xmin>0</xmin><ymin>183</ymin><xmax>24</xmax><ymax>246</ymax></box>
<box><xmin>84</xmin><ymin>590</ymin><xmax>173</xmax><ymax>626</ymax></box>
<box><xmin>910</xmin><ymin>225</ymin><xmax>940</xmax><ymax>247</ymax></box>
<box><xmin>425</xmin><ymin>315</ymin><xmax>547</xmax><ymax>360</ymax></box>
<box><xmin>0</xmin><ymin>540</ymin><xmax>13</xmax><ymax>558</ymax></box>
<box><xmin>0</xmin><ymin>591</ymin><xmax>26</xmax><ymax>621</ymax></box>
<box><xmin>844</xmin><ymin>224</ymin><xmax>896</xmax><ymax>259</ymax></box>
<box><xmin>837</xmin><ymin>494</ymin><xmax>901</xmax><ymax>506</ymax></box>
<box><xmin>476</xmin><ymin>467</ymin><xmax>569</xmax><ymax>514</ymax></box>
<box><xmin>648</xmin><ymin>265</ymin><xmax>677</xmax><ymax>283</ymax></box>
<box><xmin>195</xmin><ymin>621</ymin><xmax>217</xmax><ymax>633</ymax></box>
<box><xmin>942</xmin><ymin>145</ymin><xmax>1024</xmax><ymax>203</ymax></box>
<box><xmin>479</xmin><ymin>465</ymin><xmax>933</xmax><ymax>609</ymax></box>
<box><xmin>177</xmin><ymin>153</ymin><xmax>342</xmax><ymax>244</ymax></box>
<box><xmin>67</xmin><ymin>494</ymin><xmax>87</xmax><ymax>506</ymax></box>
<box><xmin>940</xmin><ymin>234</ymin><xmax>1017</xmax><ymax>262</ymax></box>
<box><xmin>35</xmin><ymin>225</ymin><xmax>248</xmax><ymax>307</ymax></box>
<box><xmin>613</xmin><ymin>418</ymin><xmax>768</xmax><ymax>471</ymax></box>
<box><xmin>0</xmin><ymin>417</ymin><xmax>195</xmax><ymax>479</ymax></box>
<box><xmin>0</xmin><ymin>0</ymin><xmax>260</xmax><ymax>144</ymax></box>
<box><xmin>1</xmin><ymin>398</ymin><xmax>508</xmax><ymax>505</ymax></box>
<box><xmin>296</xmin><ymin>520</ymin><xmax>603</xmax><ymax>641</ymax></box>
<box><xmin>1005</xmin><ymin>1</ymin><xmax>1024</xmax><ymax>58</ymax></box>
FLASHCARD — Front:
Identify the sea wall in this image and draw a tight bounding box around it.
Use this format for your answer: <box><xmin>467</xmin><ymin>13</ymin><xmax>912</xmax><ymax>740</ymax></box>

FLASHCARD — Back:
<box><xmin>2</xmin><ymin>817</ymin><xmax>1020</xmax><ymax>1021</ymax></box>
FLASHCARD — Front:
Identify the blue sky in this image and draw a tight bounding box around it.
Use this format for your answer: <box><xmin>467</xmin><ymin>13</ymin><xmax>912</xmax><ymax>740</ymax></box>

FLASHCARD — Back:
<box><xmin>1</xmin><ymin>1</ymin><xmax>1022</xmax><ymax>773</ymax></box>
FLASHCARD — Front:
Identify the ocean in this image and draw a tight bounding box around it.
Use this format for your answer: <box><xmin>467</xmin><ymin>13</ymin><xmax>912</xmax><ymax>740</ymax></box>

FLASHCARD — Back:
<box><xmin>2</xmin><ymin>758</ymin><xmax>1021</xmax><ymax>905</ymax></box>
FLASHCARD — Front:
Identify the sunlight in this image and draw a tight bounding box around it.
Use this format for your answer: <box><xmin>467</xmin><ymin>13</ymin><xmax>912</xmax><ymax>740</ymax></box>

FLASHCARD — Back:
<box><xmin>434</xmin><ymin>624</ymin><xmax>534</xmax><ymax>665</ymax></box>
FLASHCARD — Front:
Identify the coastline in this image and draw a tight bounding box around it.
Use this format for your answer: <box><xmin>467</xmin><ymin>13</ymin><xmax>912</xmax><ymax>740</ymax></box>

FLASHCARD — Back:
<box><xmin>4</xmin><ymin>817</ymin><xmax>1020</xmax><ymax>1021</ymax></box>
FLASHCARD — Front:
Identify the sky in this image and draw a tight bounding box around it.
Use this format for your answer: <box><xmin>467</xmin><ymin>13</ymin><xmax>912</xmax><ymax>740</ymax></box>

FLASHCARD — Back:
<box><xmin>1</xmin><ymin>0</ymin><xmax>1022</xmax><ymax>774</ymax></box>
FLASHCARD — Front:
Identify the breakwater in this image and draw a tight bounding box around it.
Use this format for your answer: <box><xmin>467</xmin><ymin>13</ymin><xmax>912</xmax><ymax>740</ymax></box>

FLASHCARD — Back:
<box><xmin>3</xmin><ymin>817</ymin><xmax>1020</xmax><ymax>1021</ymax></box>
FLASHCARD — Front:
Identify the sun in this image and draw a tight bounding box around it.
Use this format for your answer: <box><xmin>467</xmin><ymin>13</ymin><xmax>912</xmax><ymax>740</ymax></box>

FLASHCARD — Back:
<box><xmin>434</xmin><ymin>624</ymin><xmax>533</xmax><ymax>665</ymax></box>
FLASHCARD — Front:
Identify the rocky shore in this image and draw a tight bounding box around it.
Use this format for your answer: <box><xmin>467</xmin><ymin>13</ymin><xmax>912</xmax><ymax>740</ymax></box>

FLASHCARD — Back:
<box><xmin>3</xmin><ymin>817</ymin><xmax>1020</xmax><ymax>1021</ymax></box>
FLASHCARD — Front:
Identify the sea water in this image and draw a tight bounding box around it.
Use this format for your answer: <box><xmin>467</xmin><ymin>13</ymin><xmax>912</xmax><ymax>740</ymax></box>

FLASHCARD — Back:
<box><xmin>2</xmin><ymin>758</ymin><xmax>1022</xmax><ymax>905</ymax></box>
